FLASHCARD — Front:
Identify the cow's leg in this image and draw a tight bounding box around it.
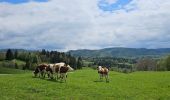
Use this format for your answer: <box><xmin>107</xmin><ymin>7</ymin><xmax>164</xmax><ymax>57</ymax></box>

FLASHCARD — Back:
<box><xmin>99</xmin><ymin>74</ymin><xmax>102</xmax><ymax>81</ymax></box>
<box><xmin>47</xmin><ymin>72</ymin><xmax>50</xmax><ymax>78</ymax></box>
<box><xmin>41</xmin><ymin>71</ymin><xmax>44</xmax><ymax>78</ymax></box>
<box><xmin>54</xmin><ymin>72</ymin><xmax>57</xmax><ymax>80</ymax></box>
<box><xmin>50</xmin><ymin>72</ymin><xmax>53</xmax><ymax>79</ymax></box>
<box><xmin>60</xmin><ymin>73</ymin><xmax>62</xmax><ymax>82</ymax></box>
<box><xmin>66</xmin><ymin>73</ymin><xmax>68</xmax><ymax>78</ymax></box>
<box><xmin>105</xmin><ymin>74</ymin><xmax>109</xmax><ymax>82</ymax></box>
<box><xmin>57</xmin><ymin>73</ymin><xmax>60</xmax><ymax>80</ymax></box>
<box><xmin>60</xmin><ymin>73</ymin><xmax>65</xmax><ymax>82</ymax></box>
<box><xmin>43</xmin><ymin>70</ymin><xmax>46</xmax><ymax>78</ymax></box>
<box><xmin>38</xmin><ymin>72</ymin><xmax>40</xmax><ymax>78</ymax></box>
<box><xmin>104</xmin><ymin>75</ymin><xmax>107</xmax><ymax>82</ymax></box>
<box><xmin>64</xmin><ymin>73</ymin><xmax>67</xmax><ymax>82</ymax></box>
<box><xmin>38</xmin><ymin>68</ymin><xmax>41</xmax><ymax>78</ymax></box>
<box><xmin>56</xmin><ymin>73</ymin><xmax>60</xmax><ymax>80</ymax></box>
<box><xmin>47</xmin><ymin>71</ymin><xmax>52</xmax><ymax>79</ymax></box>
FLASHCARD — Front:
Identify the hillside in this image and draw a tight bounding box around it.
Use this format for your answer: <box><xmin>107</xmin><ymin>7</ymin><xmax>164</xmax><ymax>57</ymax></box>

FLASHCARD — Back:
<box><xmin>0</xmin><ymin>66</ymin><xmax>27</xmax><ymax>74</ymax></box>
<box><xmin>0</xmin><ymin>68</ymin><xmax>169</xmax><ymax>99</ymax></box>
<box><xmin>0</xmin><ymin>49</ymin><xmax>36</xmax><ymax>53</ymax></box>
<box><xmin>68</xmin><ymin>48</ymin><xmax>170</xmax><ymax>58</ymax></box>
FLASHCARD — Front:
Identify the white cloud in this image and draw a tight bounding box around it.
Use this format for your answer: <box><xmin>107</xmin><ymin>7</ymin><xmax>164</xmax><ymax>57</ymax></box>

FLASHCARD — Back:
<box><xmin>0</xmin><ymin>0</ymin><xmax>170</xmax><ymax>51</ymax></box>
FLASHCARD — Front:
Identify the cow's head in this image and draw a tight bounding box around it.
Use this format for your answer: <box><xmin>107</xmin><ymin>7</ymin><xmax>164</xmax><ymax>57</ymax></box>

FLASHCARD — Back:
<box><xmin>98</xmin><ymin>66</ymin><xmax>102</xmax><ymax>71</ymax></box>
<box><xmin>33</xmin><ymin>68</ymin><xmax>39</xmax><ymax>77</ymax></box>
<box><xmin>67</xmin><ymin>65</ymin><xmax>74</xmax><ymax>72</ymax></box>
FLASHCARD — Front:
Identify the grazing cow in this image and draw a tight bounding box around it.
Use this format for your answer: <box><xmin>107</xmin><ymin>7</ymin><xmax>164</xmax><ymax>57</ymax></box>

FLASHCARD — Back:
<box><xmin>51</xmin><ymin>63</ymin><xmax>74</xmax><ymax>82</ymax></box>
<box><xmin>33</xmin><ymin>64</ymin><xmax>48</xmax><ymax>78</ymax></box>
<box><xmin>52</xmin><ymin>62</ymin><xmax>66</xmax><ymax>79</ymax></box>
<box><xmin>59</xmin><ymin>65</ymin><xmax>74</xmax><ymax>82</ymax></box>
<box><xmin>58</xmin><ymin>66</ymin><xmax>69</xmax><ymax>82</ymax></box>
<box><xmin>97</xmin><ymin>66</ymin><xmax>109</xmax><ymax>82</ymax></box>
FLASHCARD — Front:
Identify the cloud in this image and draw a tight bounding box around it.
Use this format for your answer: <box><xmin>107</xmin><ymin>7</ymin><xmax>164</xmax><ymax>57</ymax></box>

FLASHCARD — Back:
<box><xmin>0</xmin><ymin>0</ymin><xmax>170</xmax><ymax>51</ymax></box>
<box><xmin>0</xmin><ymin>0</ymin><xmax>48</xmax><ymax>4</ymax></box>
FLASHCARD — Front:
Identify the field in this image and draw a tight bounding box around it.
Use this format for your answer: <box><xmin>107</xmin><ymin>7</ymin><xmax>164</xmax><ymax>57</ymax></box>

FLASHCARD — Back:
<box><xmin>0</xmin><ymin>68</ymin><xmax>170</xmax><ymax>100</ymax></box>
<box><xmin>0</xmin><ymin>66</ymin><xmax>27</xmax><ymax>74</ymax></box>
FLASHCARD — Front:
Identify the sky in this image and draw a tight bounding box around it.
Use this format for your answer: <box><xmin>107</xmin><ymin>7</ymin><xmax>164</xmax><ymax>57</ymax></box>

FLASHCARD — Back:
<box><xmin>0</xmin><ymin>0</ymin><xmax>170</xmax><ymax>51</ymax></box>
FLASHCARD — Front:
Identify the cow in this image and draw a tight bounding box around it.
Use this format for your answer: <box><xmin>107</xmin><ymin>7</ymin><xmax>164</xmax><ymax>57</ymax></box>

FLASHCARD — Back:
<box><xmin>59</xmin><ymin>65</ymin><xmax>74</xmax><ymax>81</ymax></box>
<box><xmin>33</xmin><ymin>64</ymin><xmax>48</xmax><ymax>78</ymax></box>
<box><xmin>97</xmin><ymin>66</ymin><xmax>109</xmax><ymax>82</ymax></box>
<box><xmin>51</xmin><ymin>62</ymin><xmax>66</xmax><ymax>79</ymax></box>
<box><xmin>52</xmin><ymin>63</ymin><xmax>74</xmax><ymax>82</ymax></box>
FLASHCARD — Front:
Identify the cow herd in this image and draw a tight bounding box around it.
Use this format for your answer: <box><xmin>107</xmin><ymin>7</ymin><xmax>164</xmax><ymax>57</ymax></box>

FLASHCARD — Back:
<box><xmin>33</xmin><ymin>62</ymin><xmax>73</xmax><ymax>82</ymax></box>
<box><xmin>33</xmin><ymin>62</ymin><xmax>109</xmax><ymax>82</ymax></box>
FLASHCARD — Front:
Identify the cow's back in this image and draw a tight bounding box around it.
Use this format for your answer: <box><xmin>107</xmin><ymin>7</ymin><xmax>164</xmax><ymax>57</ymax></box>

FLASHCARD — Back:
<box><xmin>38</xmin><ymin>64</ymin><xmax>48</xmax><ymax>71</ymax></box>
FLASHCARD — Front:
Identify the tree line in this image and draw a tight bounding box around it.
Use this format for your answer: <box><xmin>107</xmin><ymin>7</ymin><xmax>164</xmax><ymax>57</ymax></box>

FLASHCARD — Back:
<box><xmin>4</xmin><ymin>49</ymin><xmax>83</xmax><ymax>70</ymax></box>
<box><xmin>2</xmin><ymin>49</ymin><xmax>170</xmax><ymax>72</ymax></box>
<box><xmin>86</xmin><ymin>56</ymin><xmax>170</xmax><ymax>72</ymax></box>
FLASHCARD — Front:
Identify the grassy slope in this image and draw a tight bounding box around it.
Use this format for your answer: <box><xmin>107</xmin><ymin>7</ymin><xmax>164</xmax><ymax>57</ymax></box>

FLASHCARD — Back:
<box><xmin>0</xmin><ymin>66</ymin><xmax>27</xmax><ymax>74</ymax></box>
<box><xmin>0</xmin><ymin>68</ymin><xmax>170</xmax><ymax>100</ymax></box>
<box><xmin>12</xmin><ymin>59</ymin><xmax>26</xmax><ymax>65</ymax></box>
<box><xmin>0</xmin><ymin>59</ymin><xmax>26</xmax><ymax>70</ymax></box>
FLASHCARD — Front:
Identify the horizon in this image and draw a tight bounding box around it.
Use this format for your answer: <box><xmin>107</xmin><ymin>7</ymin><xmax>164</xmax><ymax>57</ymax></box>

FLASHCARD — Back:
<box><xmin>1</xmin><ymin>0</ymin><xmax>170</xmax><ymax>51</ymax></box>
<box><xmin>1</xmin><ymin>47</ymin><xmax>170</xmax><ymax>52</ymax></box>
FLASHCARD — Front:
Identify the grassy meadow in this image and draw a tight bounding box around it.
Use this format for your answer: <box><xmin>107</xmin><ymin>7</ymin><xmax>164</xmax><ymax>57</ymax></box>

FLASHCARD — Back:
<box><xmin>0</xmin><ymin>67</ymin><xmax>170</xmax><ymax>100</ymax></box>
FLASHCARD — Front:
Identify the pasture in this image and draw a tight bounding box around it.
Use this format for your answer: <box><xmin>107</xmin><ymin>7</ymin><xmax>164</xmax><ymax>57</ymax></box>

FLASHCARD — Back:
<box><xmin>0</xmin><ymin>68</ymin><xmax>170</xmax><ymax>100</ymax></box>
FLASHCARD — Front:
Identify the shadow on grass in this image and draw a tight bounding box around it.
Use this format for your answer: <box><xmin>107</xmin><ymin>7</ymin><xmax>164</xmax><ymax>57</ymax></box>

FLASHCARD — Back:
<box><xmin>94</xmin><ymin>80</ymin><xmax>110</xmax><ymax>83</ymax></box>
<box><xmin>32</xmin><ymin>76</ymin><xmax>67</xmax><ymax>83</ymax></box>
<box><xmin>93</xmin><ymin>80</ymin><xmax>103</xmax><ymax>82</ymax></box>
<box><xmin>45</xmin><ymin>78</ymin><xmax>67</xmax><ymax>83</ymax></box>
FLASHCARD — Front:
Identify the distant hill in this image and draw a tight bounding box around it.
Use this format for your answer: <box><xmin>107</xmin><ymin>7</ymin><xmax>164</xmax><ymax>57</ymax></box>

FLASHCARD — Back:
<box><xmin>0</xmin><ymin>49</ymin><xmax>37</xmax><ymax>53</ymax></box>
<box><xmin>68</xmin><ymin>48</ymin><xmax>170</xmax><ymax>58</ymax></box>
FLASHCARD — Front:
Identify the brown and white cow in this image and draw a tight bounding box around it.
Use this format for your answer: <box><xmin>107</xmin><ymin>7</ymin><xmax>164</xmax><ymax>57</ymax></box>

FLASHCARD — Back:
<box><xmin>52</xmin><ymin>63</ymin><xmax>74</xmax><ymax>82</ymax></box>
<box><xmin>59</xmin><ymin>65</ymin><xmax>74</xmax><ymax>82</ymax></box>
<box><xmin>97</xmin><ymin>66</ymin><xmax>109</xmax><ymax>82</ymax></box>
<box><xmin>33</xmin><ymin>64</ymin><xmax>48</xmax><ymax>78</ymax></box>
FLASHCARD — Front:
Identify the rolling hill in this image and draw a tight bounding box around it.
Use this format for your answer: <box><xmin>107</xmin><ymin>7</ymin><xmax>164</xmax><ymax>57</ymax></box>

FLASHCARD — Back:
<box><xmin>68</xmin><ymin>48</ymin><xmax>170</xmax><ymax>58</ymax></box>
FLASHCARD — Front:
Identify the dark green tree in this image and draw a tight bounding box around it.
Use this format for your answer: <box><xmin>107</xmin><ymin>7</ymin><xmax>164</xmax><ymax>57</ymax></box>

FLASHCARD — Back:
<box><xmin>77</xmin><ymin>57</ymin><xmax>83</xmax><ymax>69</ymax></box>
<box><xmin>6</xmin><ymin>49</ymin><xmax>14</xmax><ymax>60</ymax></box>
<box><xmin>14</xmin><ymin>50</ymin><xmax>18</xmax><ymax>59</ymax></box>
<box><xmin>25</xmin><ymin>60</ymin><xmax>31</xmax><ymax>70</ymax></box>
<box><xmin>41</xmin><ymin>49</ymin><xmax>46</xmax><ymax>55</ymax></box>
<box><xmin>166</xmin><ymin>56</ymin><xmax>170</xmax><ymax>71</ymax></box>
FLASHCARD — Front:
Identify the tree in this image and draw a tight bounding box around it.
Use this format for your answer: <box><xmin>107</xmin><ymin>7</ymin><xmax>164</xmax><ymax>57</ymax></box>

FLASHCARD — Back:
<box><xmin>6</xmin><ymin>49</ymin><xmax>14</xmax><ymax>60</ymax></box>
<box><xmin>157</xmin><ymin>58</ymin><xmax>167</xmax><ymax>71</ymax></box>
<box><xmin>77</xmin><ymin>57</ymin><xmax>83</xmax><ymax>69</ymax></box>
<box><xmin>69</xmin><ymin>57</ymin><xmax>77</xmax><ymax>69</ymax></box>
<box><xmin>41</xmin><ymin>49</ymin><xmax>46</xmax><ymax>55</ymax></box>
<box><xmin>14</xmin><ymin>50</ymin><xmax>18</xmax><ymax>59</ymax></box>
<box><xmin>136</xmin><ymin>58</ymin><xmax>157</xmax><ymax>71</ymax></box>
<box><xmin>32</xmin><ymin>55</ymin><xmax>39</xmax><ymax>64</ymax></box>
<box><xmin>165</xmin><ymin>56</ymin><xmax>170</xmax><ymax>71</ymax></box>
<box><xmin>25</xmin><ymin>60</ymin><xmax>31</xmax><ymax>70</ymax></box>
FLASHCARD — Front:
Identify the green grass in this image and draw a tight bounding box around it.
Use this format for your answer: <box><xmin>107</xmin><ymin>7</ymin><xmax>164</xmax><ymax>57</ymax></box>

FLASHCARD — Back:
<box><xmin>0</xmin><ymin>68</ymin><xmax>170</xmax><ymax>100</ymax></box>
<box><xmin>0</xmin><ymin>59</ymin><xmax>26</xmax><ymax>69</ymax></box>
<box><xmin>0</xmin><ymin>66</ymin><xmax>27</xmax><ymax>74</ymax></box>
<box><xmin>12</xmin><ymin>59</ymin><xmax>26</xmax><ymax>65</ymax></box>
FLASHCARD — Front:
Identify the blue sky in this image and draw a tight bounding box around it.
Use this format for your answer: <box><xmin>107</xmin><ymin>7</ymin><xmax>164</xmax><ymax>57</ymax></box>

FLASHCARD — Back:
<box><xmin>0</xmin><ymin>0</ymin><xmax>170</xmax><ymax>51</ymax></box>
<box><xmin>98</xmin><ymin>0</ymin><xmax>132</xmax><ymax>12</ymax></box>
